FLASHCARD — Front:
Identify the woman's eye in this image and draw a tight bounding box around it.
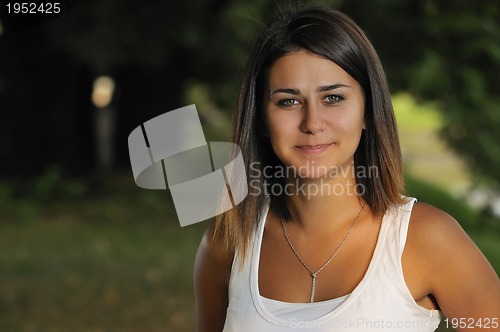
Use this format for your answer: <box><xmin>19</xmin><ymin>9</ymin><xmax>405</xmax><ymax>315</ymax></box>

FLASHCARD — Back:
<box><xmin>324</xmin><ymin>95</ymin><xmax>344</xmax><ymax>104</ymax></box>
<box><xmin>277</xmin><ymin>99</ymin><xmax>299</xmax><ymax>107</ymax></box>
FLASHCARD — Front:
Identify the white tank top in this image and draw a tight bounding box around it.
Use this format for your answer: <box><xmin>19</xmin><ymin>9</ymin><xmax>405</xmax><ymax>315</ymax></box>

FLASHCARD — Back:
<box><xmin>222</xmin><ymin>197</ymin><xmax>442</xmax><ymax>331</ymax></box>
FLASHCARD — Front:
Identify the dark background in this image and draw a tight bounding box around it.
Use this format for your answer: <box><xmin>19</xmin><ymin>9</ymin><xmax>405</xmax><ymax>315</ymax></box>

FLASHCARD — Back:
<box><xmin>1</xmin><ymin>0</ymin><xmax>499</xmax><ymax>183</ymax></box>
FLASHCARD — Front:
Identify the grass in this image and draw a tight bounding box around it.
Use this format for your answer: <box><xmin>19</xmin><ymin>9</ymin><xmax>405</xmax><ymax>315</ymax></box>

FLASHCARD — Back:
<box><xmin>0</xmin><ymin>173</ymin><xmax>206</xmax><ymax>332</ymax></box>
<box><xmin>0</xmin><ymin>222</ymin><xmax>205</xmax><ymax>332</ymax></box>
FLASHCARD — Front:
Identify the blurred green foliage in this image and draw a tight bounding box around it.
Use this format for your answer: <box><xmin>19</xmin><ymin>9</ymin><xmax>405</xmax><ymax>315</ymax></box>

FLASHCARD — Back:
<box><xmin>33</xmin><ymin>166</ymin><xmax>88</xmax><ymax>203</ymax></box>
<box><xmin>405</xmin><ymin>175</ymin><xmax>479</xmax><ymax>231</ymax></box>
<box><xmin>3</xmin><ymin>0</ymin><xmax>498</xmax><ymax>186</ymax></box>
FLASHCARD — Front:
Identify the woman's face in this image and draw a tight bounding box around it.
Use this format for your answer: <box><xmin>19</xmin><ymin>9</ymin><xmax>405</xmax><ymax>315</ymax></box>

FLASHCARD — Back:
<box><xmin>263</xmin><ymin>50</ymin><xmax>365</xmax><ymax>179</ymax></box>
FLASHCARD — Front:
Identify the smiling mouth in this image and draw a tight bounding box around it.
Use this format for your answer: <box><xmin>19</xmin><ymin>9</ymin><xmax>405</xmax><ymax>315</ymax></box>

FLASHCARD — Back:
<box><xmin>294</xmin><ymin>143</ymin><xmax>333</xmax><ymax>154</ymax></box>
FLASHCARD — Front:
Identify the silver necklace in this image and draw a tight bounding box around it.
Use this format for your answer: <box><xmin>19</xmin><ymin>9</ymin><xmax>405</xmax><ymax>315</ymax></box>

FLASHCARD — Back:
<box><xmin>280</xmin><ymin>203</ymin><xmax>366</xmax><ymax>303</ymax></box>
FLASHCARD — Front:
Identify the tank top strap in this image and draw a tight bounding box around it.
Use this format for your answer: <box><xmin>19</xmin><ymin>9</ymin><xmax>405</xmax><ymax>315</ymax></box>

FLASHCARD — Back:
<box><xmin>396</xmin><ymin>197</ymin><xmax>417</xmax><ymax>257</ymax></box>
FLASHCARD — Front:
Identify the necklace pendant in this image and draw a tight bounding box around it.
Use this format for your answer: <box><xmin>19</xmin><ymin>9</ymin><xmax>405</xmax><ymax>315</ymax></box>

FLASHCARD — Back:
<box><xmin>310</xmin><ymin>273</ymin><xmax>317</xmax><ymax>303</ymax></box>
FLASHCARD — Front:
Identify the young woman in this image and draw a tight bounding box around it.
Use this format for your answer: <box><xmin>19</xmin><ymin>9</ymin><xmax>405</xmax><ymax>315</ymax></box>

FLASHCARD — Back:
<box><xmin>194</xmin><ymin>5</ymin><xmax>500</xmax><ymax>332</ymax></box>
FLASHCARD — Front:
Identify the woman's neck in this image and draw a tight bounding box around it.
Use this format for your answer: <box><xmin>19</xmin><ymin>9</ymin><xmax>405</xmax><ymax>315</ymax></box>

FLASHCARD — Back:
<box><xmin>283</xmin><ymin>174</ymin><xmax>365</xmax><ymax>234</ymax></box>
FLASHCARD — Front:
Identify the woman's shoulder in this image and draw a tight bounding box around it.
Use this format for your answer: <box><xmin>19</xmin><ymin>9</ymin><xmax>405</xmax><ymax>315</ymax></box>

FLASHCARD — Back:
<box><xmin>410</xmin><ymin>200</ymin><xmax>456</xmax><ymax>227</ymax></box>
<box><xmin>405</xmin><ymin>202</ymin><xmax>500</xmax><ymax>317</ymax></box>
<box><xmin>399</xmin><ymin>200</ymin><xmax>481</xmax><ymax>290</ymax></box>
<box><xmin>196</xmin><ymin>222</ymin><xmax>235</xmax><ymax>271</ymax></box>
<box><xmin>405</xmin><ymin>200</ymin><xmax>492</xmax><ymax>284</ymax></box>
<box><xmin>407</xmin><ymin>201</ymin><xmax>469</xmax><ymax>256</ymax></box>
<box><xmin>194</xmin><ymin>223</ymin><xmax>235</xmax><ymax>332</ymax></box>
<box><xmin>409</xmin><ymin>201</ymin><xmax>464</xmax><ymax>240</ymax></box>
<box><xmin>194</xmin><ymin>222</ymin><xmax>235</xmax><ymax>291</ymax></box>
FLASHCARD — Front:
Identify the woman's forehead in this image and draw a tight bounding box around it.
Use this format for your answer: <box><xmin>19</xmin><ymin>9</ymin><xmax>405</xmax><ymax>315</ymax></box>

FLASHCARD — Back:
<box><xmin>266</xmin><ymin>50</ymin><xmax>360</xmax><ymax>92</ymax></box>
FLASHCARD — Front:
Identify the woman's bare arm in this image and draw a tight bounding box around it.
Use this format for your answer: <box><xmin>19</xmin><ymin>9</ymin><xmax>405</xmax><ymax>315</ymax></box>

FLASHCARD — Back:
<box><xmin>409</xmin><ymin>203</ymin><xmax>500</xmax><ymax>331</ymax></box>
<box><xmin>194</xmin><ymin>224</ymin><xmax>234</xmax><ymax>332</ymax></box>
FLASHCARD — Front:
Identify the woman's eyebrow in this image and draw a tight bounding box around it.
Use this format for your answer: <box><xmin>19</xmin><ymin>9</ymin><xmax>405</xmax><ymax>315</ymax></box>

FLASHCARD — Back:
<box><xmin>317</xmin><ymin>83</ymin><xmax>351</xmax><ymax>92</ymax></box>
<box><xmin>270</xmin><ymin>88</ymin><xmax>300</xmax><ymax>97</ymax></box>
<box><xmin>270</xmin><ymin>84</ymin><xmax>351</xmax><ymax>97</ymax></box>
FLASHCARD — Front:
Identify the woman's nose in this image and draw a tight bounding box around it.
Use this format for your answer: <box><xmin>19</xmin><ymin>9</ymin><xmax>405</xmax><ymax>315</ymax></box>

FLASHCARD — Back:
<box><xmin>300</xmin><ymin>103</ymin><xmax>325</xmax><ymax>134</ymax></box>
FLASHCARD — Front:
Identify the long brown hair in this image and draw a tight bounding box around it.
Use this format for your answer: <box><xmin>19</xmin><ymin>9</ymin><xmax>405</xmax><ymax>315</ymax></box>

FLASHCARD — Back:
<box><xmin>214</xmin><ymin>4</ymin><xmax>404</xmax><ymax>262</ymax></box>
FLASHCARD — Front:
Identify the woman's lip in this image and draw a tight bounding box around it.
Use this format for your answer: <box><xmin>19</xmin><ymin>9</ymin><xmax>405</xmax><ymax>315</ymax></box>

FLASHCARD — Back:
<box><xmin>294</xmin><ymin>143</ymin><xmax>333</xmax><ymax>154</ymax></box>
